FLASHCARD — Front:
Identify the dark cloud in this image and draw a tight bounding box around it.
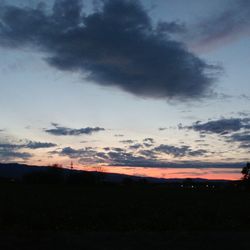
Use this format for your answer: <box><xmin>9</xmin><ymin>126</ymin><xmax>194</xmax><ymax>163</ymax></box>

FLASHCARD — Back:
<box><xmin>103</xmin><ymin>147</ymin><xmax>110</xmax><ymax>151</ymax></box>
<box><xmin>143</xmin><ymin>138</ymin><xmax>155</xmax><ymax>147</ymax></box>
<box><xmin>143</xmin><ymin>138</ymin><xmax>155</xmax><ymax>144</ymax></box>
<box><xmin>59</xmin><ymin>146</ymin><xmax>97</xmax><ymax>158</ymax></box>
<box><xmin>184</xmin><ymin>118</ymin><xmax>250</xmax><ymax>135</ymax></box>
<box><xmin>184</xmin><ymin>117</ymin><xmax>250</xmax><ymax>150</ymax></box>
<box><xmin>238</xmin><ymin>111</ymin><xmax>250</xmax><ymax>117</ymax></box>
<box><xmin>154</xmin><ymin>144</ymin><xmax>207</xmax><ymax>157</ymax></box>
<box><xmin>106</xmin><ymin>151</ymin><xmax>154</xmax><ymax>167</ymax></box>
<box><xmin>45</xmin><ymin>123</ymin><xmax>105</xmax><ymax>136</ymax></box>
<box><xmin>0</xmin><ymin>141</ymin><xmax>57</xmax><ymax>150</ymax></box>
<box><xmin>58</xmin><ymin>146</ymin><xmax>109</xmax><ymax>164</ymax></box>
<box><xmin>0</xmin><ymin>138</ymin><xmax>57</xmax><ymax>160</ymax></box>
<box><xmin>111</xmin><ymin>147</ymin><xmax>125</xmax><ymax>152</ymax></box>
<box><xmin>156</xmin><ymin>21</ymin><xmax>186</xmax><ymax>34</ymax></box>
<box><xmin>129</xmin><ymin>143</ymin><xmax>144</xmax><ymax>150</ymax></box>
<box><xmin>120</xmin><ymin>138</ymin><xmax>154</xmax><ymax>148</ymax></box>
<box><xmin>0</xmin><ymin>149</ymin><xmax>32</xmax><ymax>161</ymax></box>
<box><xmin>55</xmin><ymin>145</ymin><xmax>243</xmax><ymax>169</ymax></box>
<box><xmin>0</xmin><ymin>143</ymin><xmax>33</xmax><ymax>161</ymax></box>
<box><xmin>240</xmin><ymin>144</ymin><xmax>250</xmax><ymax>149</ymax></box>
<box><xmin>138</xmin><ymin>149</ymin><xmax>157</xmax><ymax>158</ymax></box>
<box><xmin>159</xmin><ymin>127</ymin><xmax>167</xmax><ymax>131</ymax></box>
<box><xmin>25</xmin><ymin>141</ymin><xmax>57</xmax><ymax>149</ymax></box>
<box><xmin>0</xmin><ymin>0</ymin><xmax>219</xmax><ymax>100</ymax></box>
<box><xmin>114</xmin><ymin>134</ymin><xmax>124</xmax><ymax>137</ymax></box>
<box><xmin>228</xmin><ymin>132</ymin><xmax>250</xmax><ymax>149</ymax></box>
<box><xmin>119</xmin><ymin>139</ymin><xmax>137</xmax><ymax>144</ymax></box>
<box><xmin>185</xmin><ymin>0</ymin><xmax>250</xmax><ymax>51</ymax></box>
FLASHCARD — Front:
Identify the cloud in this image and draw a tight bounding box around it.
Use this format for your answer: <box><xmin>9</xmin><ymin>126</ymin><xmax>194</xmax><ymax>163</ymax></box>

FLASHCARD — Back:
<box><xmin>45</xmin><ymin>123</ymin><xmax>105</xmax><ymax>136</ymax></box>
<box><xmin>59</xmin><ymin>146</ymin><xmax>97</xmax><ymax>158</ymax></box>
<box><xmin>0</xmin><ymin>141</ymin><xmax>57</xmax><ymax>150</ymax></box>
<box><xmin>184</xmin><ymin>117</ymin><xmax>250</xmax><ymax>149</ymax></box>
<box><xmin>57</xmin><ymin>145</ymin><xmax>243</xmax><ymax>169</ymax></box>
<box><xmin>25</xmin><ymin>141</ymin><xmax>57</xmax><ymax>149</ymax></box>
<box><xmin>143</xmin><ymin>138</ymin><xmax>155</xmax><ymax>147</ymax></box>
<box><xmin>0</xmin><ymin>143</ymin><xmax>32</xmax><ymax>161</ymax></box>
<box><xmin>0</xmin><ymin>149</ymin><xmax>32</xmax><ymax>161</ymax></box>
<box><xmin>120</xmin><ymin>138</ymin><xmax>154</xmax><ymax>148</ymax></box>
<box><xmin>129</xmin><ymin>143</ymin><xmax>144</xmax><ymax>150</ymax></box>
<box><xmin>230</xmin><ymin>132</ymin><xmax>250</xmax><ymax>142</ymax></box>
<box><xmin>156</xmin><ymin>21</ymin><xmax>186</xmax><ymax>34</ymax></box>
<box><xmin>119</xmin><ymin>139</ymin><xmax>137</xmax><ymax>144</ymax></box>
<box><xmin>0</xmin><ymin>138</ymin><xmax>58</xmax><ymax>161</ymax></box>
<box><xmin>159</xmin><ymin>127</ymin><xmax>167</xmax><ymax>131</ymax></box>
<box><xmin>184</xmin><ymin>118</ymin><xmax>250</xmax><ymax>135</ymax></box>
<box><xmin>105</xmin><ymin>150</ymin><xmax>161</xmax><ymax>167</ymax></box>
<box><xmin>154</xmin><ymin>144</ymin><xmax>207</xmax><ymax>157</ymax></box>
<box><xmin>114</xmin><ymin>134</ymin><xmax>124</xmax><ymax>137</ymax></box>
<box><xmin>111</xmin><ymin>147</ymin><xmax>125</xmax><ymax>152</ymax></box>
<box><xmin>57</xmin><ymin>140</ymin><xmax>209</xmax><ymax>168</ymax></box>
<box><xmin>58</xmin><ymin>146</ymin><xmax>109</xmax><ymax>164</ymax></box>
<box><xmin>229</xmin><ymin>131</ymin><xmax>250</xmax><ymax>149</ymax></box>
<box><xmin>185</xmin><ymin>0</ymin><xmax>250</xmax><ymax>51</ymax></box>
<box><xmin>143</xmin><ymin>138</ymin><xmax>155</xmax><ymax>144</ymax></box>
<box><xmin>0</xmin><ymin>0</ymin><xmax>219</xmax><ymax>100</ymax></box>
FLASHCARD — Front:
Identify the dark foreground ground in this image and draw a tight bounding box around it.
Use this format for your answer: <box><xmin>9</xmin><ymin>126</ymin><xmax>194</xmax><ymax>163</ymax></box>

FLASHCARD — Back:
<box><xmin>0</xmin><ymin>183</ymin><xmax>250</xmax><ymax>249</ymax></box>
<box><xmin>0</xmin><ymin>232</ymin><xmax>250</xmax><ymax>250</ymax></box>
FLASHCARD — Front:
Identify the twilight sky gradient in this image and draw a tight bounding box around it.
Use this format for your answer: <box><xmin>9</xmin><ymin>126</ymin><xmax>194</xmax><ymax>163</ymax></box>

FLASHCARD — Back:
<box><xmin>0</xmin><ymin>0</ymin><xmax>250</xmax><ymax>180</ymax></box>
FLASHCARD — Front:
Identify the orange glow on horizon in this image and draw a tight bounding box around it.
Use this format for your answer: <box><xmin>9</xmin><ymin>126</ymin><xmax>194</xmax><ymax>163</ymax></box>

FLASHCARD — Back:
<box><xmin>79</xmin><ymin>166</ymin><xmax>241</xmax><ymax>181</ymax></box>
<box><xmin>27</xmin><ymin>160</ymin><xmax>242</xmax><ymax>180</ymax></box>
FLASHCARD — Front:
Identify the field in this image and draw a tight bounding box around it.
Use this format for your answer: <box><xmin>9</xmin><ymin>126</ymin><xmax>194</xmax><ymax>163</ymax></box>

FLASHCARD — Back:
<box><xmin>0</xmin><ymin>183</ymin><xmax>250</xmax><ymax>249</ymax></box>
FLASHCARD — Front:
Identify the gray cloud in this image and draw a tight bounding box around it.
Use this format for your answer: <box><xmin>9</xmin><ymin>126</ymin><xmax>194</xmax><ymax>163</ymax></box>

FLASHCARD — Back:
<box><xmin>45</xmin><ymin>123</ymin><xmax>105</xmax><ymax>136</ymax></box>
<box><xmin>159</xmin><ymin>127</ymin><xmax>167</xmax><ymax>131</ymax></box>
<box><xmin>0</xmin><ymin>141</ymin><xmax>57</xmax><ymax>150</ymax></box>
<box><xmin>156</xmin><ymin>21</ymin><xmax>186</xmax><ymax>34</ymax></box>
<box><xmin>143</xmin><ymin>138</ymin><xmax>155</xmax><ymax>144</ymax></box>
<box><xmin>114</xmin><ymin>134</ymin><xmax>124</xmax><ymax>137</ymax></box>
<box><xmin>57</xmin><ymin>145</ymin><xmax>243</xmax><ymax>169</ymax></box>
<box><xmin>229</xmin><ymin>131</ymin><xmax>250</xmax><ymax>149</ymax></box>
<box><xmin>185</xmin><ymin>0</ymin><xmax>250</xmax><ymax>51</ymax></box>
<box><xmin>57</xmin><ymin>140</ymin><xmax>208</xmax><ymax>169</ymax></box>
<box><xmin>143</xmin><ymin>138</ymin><xmax>155</xmax><ymax>147</ymax></box>
<box><xmin>25</xmin><ymin>141</ymin><xmax>57</xmax><ymax>149</ymax></box>
<box><xmin>184</xmin><ymin>117</ymin><xmax>250</xmax><ymax>150</ymax></box>
<box><xmin>0</xmin><ymin>149</ymin><xmax>32</xmax><ymax>161</ymax></box>
<box><xmin>59</xmin><ymin>146</ymin><xmax>97</xmax><ymax>158</ymax></box>
<box><xmin>0</xmin><ymin>138</ymin><xmax>57</xmax><ymax>161</ymax></box>
<box><xmin>0</xmin><ymin>0</ymin><xmax>219</xmax><ymax>100</ymax></box>
<box><xmin>230</xmin><ymin>132</ymin><xmax>250</xmax><ymax>142</ymax></box>
<box><xmin>0</xmin><ymin>143</ymin><xmax>32</xmax><ymax>161</ymax></box>
<box><xmin>154</xmin><ymin>144</ymin><xmax>207</xmax><ymax>157</ymax></box>
<box><xmin>184</xmin><ymin>118</ymin><xmax>250</xmax><ymax>135</ymax></box>
<box><xmin>129</xmin><ymin>143</ymin><xmax>144</xmax><ymax>150</ymax></box>
<box><xmin>119</xmin><ymin>139</ymin><xmax>137</xmax><ymax>144</ymax></box>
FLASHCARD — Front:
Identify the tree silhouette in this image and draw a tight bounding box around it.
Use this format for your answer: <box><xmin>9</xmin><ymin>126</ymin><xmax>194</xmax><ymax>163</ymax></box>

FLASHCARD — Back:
<box><xmin>241</xmin><ymin>162</ymin><xmax>250</xmax><ymax>181</ymax></box>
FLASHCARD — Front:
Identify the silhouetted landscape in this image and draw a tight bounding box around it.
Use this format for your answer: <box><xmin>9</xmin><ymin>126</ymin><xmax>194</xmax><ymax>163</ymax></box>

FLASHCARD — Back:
<box><xmin>0</xmin><ymin>163</ymin><xmax>250</xmax><ymax>249</ymax></box>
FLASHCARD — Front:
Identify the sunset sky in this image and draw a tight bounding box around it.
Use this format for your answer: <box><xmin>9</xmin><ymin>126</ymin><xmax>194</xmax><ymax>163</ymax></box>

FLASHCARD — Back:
<box><xmin>0</xmin><ymin>0</ymin><xmax>250</xmax><ymax>180</ymax></box>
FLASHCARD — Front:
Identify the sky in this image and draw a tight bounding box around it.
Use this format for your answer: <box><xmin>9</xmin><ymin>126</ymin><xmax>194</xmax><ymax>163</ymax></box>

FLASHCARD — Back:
<box><xmin>0</xmin><ymin>0</ymin><xmax>250</xmax><ymax>180</ymax></box>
